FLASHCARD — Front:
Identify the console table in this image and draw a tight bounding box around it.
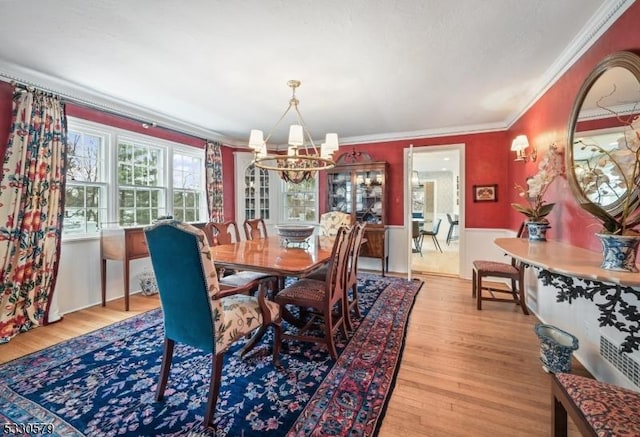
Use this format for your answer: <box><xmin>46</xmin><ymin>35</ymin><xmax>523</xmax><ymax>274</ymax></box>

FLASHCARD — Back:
<box><xmin>101</xmin><ymin>223</ymin><xmax>205</xmax><ymax>311</ymax></box>
<box><xmin>494</xmin><ymin>238</ymin><xmax>640</xmax><ymax>352</ymax></box>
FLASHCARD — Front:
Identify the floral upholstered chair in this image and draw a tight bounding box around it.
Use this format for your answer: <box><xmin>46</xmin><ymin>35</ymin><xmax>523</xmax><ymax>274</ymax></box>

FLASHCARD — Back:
<box><xmin>144</xmin><ymin>220</ymin><xmax>282</xmax><ymax>430</ymax></box>
<box><xmin>319</xmin><ymin>211</ymin><xmax>353</xmax><ymax>237</ymax></box>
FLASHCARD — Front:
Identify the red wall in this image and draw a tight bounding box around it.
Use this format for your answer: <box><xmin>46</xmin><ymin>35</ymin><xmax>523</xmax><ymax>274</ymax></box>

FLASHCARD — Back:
<box><xmin>507</xmin><ymin>1</ymin><xmax>640</xmax><ymax>251</ymax></box>
<box><xmin>319</xmin><ymin>130</ymin><xmax>510</xmax><ymax>228</ymax></box>
<box><xmin>0</xmin><ymin>81</ymin><xmax>13</xmax><ymax>159</ymax></box>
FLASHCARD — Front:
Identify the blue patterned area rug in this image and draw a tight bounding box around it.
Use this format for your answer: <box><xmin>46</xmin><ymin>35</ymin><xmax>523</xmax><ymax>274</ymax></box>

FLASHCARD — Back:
<box><xmin>0</xmin><ymin>273</ymin><xmax>422</xmax><ymax>436</ymax></box>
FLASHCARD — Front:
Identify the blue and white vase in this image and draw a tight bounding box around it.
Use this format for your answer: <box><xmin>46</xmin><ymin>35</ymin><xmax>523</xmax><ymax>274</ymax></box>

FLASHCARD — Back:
<box><xmin>596</xmin><ymin>233</ymin><xmax>640</xmax><ymax>273</ymax></box>
<box><xmin>526</xmin><ymin>221</ymin><xmax>550</xmax><ymax>241</ymax></box>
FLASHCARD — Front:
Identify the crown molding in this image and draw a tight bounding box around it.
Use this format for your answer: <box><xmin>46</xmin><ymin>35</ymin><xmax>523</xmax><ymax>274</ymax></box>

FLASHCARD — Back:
<box><xmin>505</xmin><ymin>0</ymin><xmax>635</xmax><ymax>128</ymax></box>
<box><xmin>338</xmin><ymin>121</ymin><xmax>507</xmax><ymax>145</ymax></box>
<box><xmin>0</xmin><ymin>62</ymin><xmax>228</xmax><ymax>143</ymax></box>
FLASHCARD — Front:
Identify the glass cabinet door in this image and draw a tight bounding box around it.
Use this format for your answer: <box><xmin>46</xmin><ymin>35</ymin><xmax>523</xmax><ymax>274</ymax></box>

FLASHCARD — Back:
<box><xmin>355</xmin><ymin>169</ymin><xmax>383</xmax><ymax>224</ymax></box>
<box><xmin>328</xmin><ymin>171</ymin><xmax>352</xmax><ymax>213</ymax></box>
<box><xmin>244</xmin><ymin>164</ymin><xmax>270</xmax><ymax>220</ymax></box>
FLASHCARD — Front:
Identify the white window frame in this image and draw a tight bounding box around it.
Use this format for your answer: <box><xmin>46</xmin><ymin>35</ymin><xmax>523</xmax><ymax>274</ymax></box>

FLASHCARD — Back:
<box><xmin>63</xmin><ymin>117</ymin><xmax>206</xmax><ymax>239</ymax></box>
<box><xmin>281</xmin><ymin>175</ymin><xmax>319</xmax><ymax>223</ymax></box>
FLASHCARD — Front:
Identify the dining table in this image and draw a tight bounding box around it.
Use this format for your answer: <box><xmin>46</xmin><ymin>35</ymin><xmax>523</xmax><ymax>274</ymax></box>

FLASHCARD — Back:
<box><xmin>209</xmin><ymin>235</ymin><xmax>335</xmax><ymax>278</ymax></box>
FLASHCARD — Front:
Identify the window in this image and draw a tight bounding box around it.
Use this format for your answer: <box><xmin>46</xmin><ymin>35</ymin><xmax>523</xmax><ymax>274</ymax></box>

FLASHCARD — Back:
<box><xmin>117</xmin><ymin>139</ymin><xmax>165</xmax><ymax>226</ymax></box>
<box><xmin>282</xmin><ymin>176</ymin><xmax>317</xmax><ymax>222</ymax></box>
<box><xmin>173</xmin><ymin>150</ymin><xmax>204</xmax><ymax>223</ymax></box>
<box><xmin>63</xmin><ymin>118</ymin><xmax>206</xmax><ymax>237</ymax></box>
<box><xmin>64</xmin><ymin>128</ymin><xmax>108</xmax><ymax>235</ymax></box>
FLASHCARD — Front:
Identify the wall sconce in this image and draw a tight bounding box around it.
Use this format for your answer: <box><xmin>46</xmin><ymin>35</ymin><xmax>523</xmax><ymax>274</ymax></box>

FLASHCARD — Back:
<box><xmin>511</xmin><ymin>135</ymin><xmax>537</xmax><ymax>162</ymax></box>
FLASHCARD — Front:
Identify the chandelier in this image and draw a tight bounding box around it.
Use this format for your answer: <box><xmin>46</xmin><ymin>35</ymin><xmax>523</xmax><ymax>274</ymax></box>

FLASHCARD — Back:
<box><xmin>248</xmin><ymin>80</ymin><xmax>339</xmax><ymax>184</ymax></box>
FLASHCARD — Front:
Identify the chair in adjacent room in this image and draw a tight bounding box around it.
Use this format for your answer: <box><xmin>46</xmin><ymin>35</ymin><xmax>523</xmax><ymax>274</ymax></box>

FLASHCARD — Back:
<box><xmin>144</xmin><ymin>220</ymin><xmax>282</xmax><ymax>429</ymax></box>
<box><xmin>420</xmin><ymin>218</ymin><xmax>443</xmax><ymax>253</ymax></box>
<box><xmin>472</xmin><ymin>223</ymin><xmax>529</xmax><ymax>315</ymax></box>
<box><xmin>244</xmin><ymin>218</ymin><xmax>268</xmax><ymax>240</ymax></box>
<box><xmin>274</xmin><ymin>225</ymin><xmax>352</xmax><ymax>359</ymax></box>
<box><xmin>319</xmin><ymin>211</ymin><xmax>353</xmax><ymax>237</ymax></box>
<box><xmin>446</xmin><ymin>213</ymin><xmax>459</xmax><ymax>245</ymax></box>
<box><xmin>412</xmin><ymin>221</ymin><xmax>424</xmax><ymax>256</ymax></box>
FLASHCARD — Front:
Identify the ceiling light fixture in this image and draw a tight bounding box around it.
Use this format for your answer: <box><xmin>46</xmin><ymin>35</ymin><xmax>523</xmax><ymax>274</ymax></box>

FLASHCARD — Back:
<box><xmin>248</xmin><ymin>80</ymin><xmax>338</xmax><ymax>184</ymax></box>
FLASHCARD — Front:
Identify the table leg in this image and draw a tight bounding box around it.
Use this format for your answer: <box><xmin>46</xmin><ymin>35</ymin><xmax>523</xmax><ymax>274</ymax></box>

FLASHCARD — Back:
<box><xmin>123</xmin><ymin>259</ymin><xmax>130</xmax><ymax>311</ymax></box>
<box><xmin>101</xmin><ymin>258</ymin><xmax>107</xmax><ymax>307</ymax></box>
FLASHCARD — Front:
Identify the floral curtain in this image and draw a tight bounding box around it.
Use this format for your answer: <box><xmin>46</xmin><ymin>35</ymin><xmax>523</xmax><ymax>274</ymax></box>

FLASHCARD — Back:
<box><xmin>0</xmin><ymin>89</ymin><xmax>67</xmax><ymax>343</ymax></box>
<box><xmin>205</xmin><ymin>141</ymin><xmax>224</xmax><ymax>222</ymax></box>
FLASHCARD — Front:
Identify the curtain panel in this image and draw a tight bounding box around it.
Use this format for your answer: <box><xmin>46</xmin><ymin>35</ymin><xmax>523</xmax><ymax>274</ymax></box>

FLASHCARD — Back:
<box><xmin>205</xmin><ymin>141</ymin><xmax>224</xmax><ymax>222</ymax></box>
<box><xmin>0</xmin><ymin>89</ymin><xmax>67</xmax><ymax>343</ymax></box>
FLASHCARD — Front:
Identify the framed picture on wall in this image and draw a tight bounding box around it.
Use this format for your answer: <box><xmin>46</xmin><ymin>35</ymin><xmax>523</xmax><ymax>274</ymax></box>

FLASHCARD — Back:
<box><xmin>473</xmin><ymin>184</ymin><xmax>498</xmax><ymax>202</ymax></box>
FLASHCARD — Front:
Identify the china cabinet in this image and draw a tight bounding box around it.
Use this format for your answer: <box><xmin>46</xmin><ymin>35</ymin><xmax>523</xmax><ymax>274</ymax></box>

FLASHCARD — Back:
<box><xmin>327</xmin><ymin>151</ymin><xmax>389</xmax><ymax>275</ymax></box>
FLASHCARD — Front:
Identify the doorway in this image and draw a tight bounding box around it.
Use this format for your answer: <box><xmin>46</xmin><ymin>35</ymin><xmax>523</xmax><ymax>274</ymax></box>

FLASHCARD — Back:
<box><xmin>408</xmin><ymin>145</ymin><xmax>463</xmax><ymax>276</ymax></box>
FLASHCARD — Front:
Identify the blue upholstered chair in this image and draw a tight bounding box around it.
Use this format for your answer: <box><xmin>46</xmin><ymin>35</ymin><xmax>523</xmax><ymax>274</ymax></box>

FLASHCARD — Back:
<box><xmin>144</xmin><ymin>220</ymin><xmax>282</xmax><ymax>429</ymax></box>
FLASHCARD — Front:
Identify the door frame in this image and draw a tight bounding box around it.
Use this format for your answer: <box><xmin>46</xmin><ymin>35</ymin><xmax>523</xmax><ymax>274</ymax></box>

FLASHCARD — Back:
<box><xmin>403</xmin><ymin>143</ymin><xmax>465</xmax><ymax>276</ymax></box>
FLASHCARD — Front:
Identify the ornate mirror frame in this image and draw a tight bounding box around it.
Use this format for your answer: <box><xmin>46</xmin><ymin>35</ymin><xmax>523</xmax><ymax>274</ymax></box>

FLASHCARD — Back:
<box><xmin>566</xmin><ymin>50</ymin><xmax>640</xmax><ymax>217</ymax></box>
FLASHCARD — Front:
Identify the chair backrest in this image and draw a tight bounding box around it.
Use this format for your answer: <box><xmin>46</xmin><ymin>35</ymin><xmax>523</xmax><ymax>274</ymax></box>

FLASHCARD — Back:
<box><xmin>432</xmin><ymin>218</ymin><xmax>442</xmax><ymax>233</ymax></box>
<box><xmin>319</xmin><ymin>211</ymin><xmax>353</xmax><ymax>237</ymax></box>
<box><xmin>346</xmin><ymin>222</ymin><xmax>367</xmax><ymax>289</ymax></box>
<box><xmin>324</xmin><ymin>225</ymin><xmax>353</xmax><ymax>306</ymax></box>
<box><xmin>205</xmin><ymin>221</ymin><xmax>241</xmax><ymax>246</ymax></box>
<box><xmin>144</xmin><ymin>220</ymin><xmax>222</xmax><ymax>352</ymax></box>
<box><xmin>243</xmin><ymin>218</ymin><xmax>268</xmax><ymax>240</ymax></box>
<box><xmin>446</xmin><ymin>213</ymin><xmax>454</xmax><ymax>225</ymax></box>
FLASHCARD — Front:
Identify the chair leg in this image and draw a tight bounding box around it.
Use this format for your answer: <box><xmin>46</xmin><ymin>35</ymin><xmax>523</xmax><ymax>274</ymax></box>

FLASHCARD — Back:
<box><xmin>476</xmin><ymin>272</ymin><xmax>483</xmax><ymax>310</ymax></box>
<box><xmin>472</xmin><ymin>268</ymin><xmax>477</xmax><ymax>298</ymax></box>
<box><xmin>156</xmin><ymin>338</ymin><xmax>175</xmax><ymax>401</ymax></box>
<box><xmin>204</xmin><ymin>353</ymin><xmax>224</xmax><ymax>428</ymax></box>
<box><xmin>447</xmin><ymin>224</ymin><xmax>453</xmax><ymax>245</ymax></box>
<box><xmin>432</xmin><ymin>236</ymin><xmax>443</xmax><ymax>253</ymax></box>
<box><xmin>325</xmin><ymin>313</ymin><xmax>338</xmax><ymax>360</ymax></box>
<box><xmin>272</xmin><ymin>321</ymin><xmax>282</xmax><ymax>367</ymax></box>
<box><xmin>343</xmin><ymin>296</ymin><xmax>354</xmax><ymax>333</ymax></box>
<box><xmin>351</xmin><ymin>283</ymin><xmax>361</xmax><ymax>318</ymax></box>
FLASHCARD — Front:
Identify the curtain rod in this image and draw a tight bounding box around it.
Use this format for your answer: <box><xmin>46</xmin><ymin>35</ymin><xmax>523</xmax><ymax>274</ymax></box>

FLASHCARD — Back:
<box><xmin>0</xmin><ymin>74</ymin><xmax>222</xmax><ymax>144</ymax></box>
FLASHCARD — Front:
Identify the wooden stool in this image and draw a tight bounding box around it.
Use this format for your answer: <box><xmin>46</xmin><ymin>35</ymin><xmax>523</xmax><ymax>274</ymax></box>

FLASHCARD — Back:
<box><xmin>551</xmin><ymin>372</ymin><xmax>640</xmax><ymax>436</ymax></box>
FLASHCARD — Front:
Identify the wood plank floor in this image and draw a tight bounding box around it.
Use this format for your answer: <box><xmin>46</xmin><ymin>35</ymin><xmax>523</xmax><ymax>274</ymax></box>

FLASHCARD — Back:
<box><xmin>0</xmin><ymin>273</ymin><xmax>586</xmax><ymax>436</ymax></box>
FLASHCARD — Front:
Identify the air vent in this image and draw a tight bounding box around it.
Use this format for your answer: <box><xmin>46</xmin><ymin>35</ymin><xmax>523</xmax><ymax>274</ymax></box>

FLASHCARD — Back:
<box><xmin>600</xmin><ymin>335</ymin><xmax>640</xmax><ymax>388</ymax></box>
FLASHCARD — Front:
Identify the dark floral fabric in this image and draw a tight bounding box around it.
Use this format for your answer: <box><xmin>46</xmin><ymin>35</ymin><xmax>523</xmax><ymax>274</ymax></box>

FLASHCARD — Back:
<box><xmin>205</xmin><ymin>141</ymin><xmax>224</xmax><ymax>222</ymax></box>
<box><xmin>0</xmin><ymin>89</ymin><xmax>67</xmax><ymax>343</ymax></box>
<box><xmin>556</xmin><ymin>372</ymin><xmax>640</xmax><ymax>436</ymax></box>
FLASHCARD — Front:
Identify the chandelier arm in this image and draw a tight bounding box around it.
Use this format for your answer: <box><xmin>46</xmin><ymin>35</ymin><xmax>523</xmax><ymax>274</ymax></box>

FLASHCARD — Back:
<box><xmin>293</xmin><ymin>105</ymin><xmax>318</xmax><ymax>152</ymax></box>
<box><xmin>263</xmin><ymin>101</ymin><xmax>294</xmax><ymax>144</ymax></box>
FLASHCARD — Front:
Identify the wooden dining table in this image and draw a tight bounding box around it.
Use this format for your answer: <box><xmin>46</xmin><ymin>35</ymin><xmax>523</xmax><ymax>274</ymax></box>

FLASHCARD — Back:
<box><xmin>209</xmin><ymin>235</ymin><xmax>335</xmax><ymax>277</ymax></box>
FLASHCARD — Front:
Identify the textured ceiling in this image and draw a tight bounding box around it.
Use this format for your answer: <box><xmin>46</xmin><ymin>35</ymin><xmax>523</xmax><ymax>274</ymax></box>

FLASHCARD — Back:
<box><xmin>0</xmin><ymin>0</ymin><xmax>632</xmax><ymax>146</ymax></box>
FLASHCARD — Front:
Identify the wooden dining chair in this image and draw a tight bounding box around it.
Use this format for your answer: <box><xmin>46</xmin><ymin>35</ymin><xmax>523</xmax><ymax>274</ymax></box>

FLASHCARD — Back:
<box><xmin>144</xmin><ymin>220</ymin><xmax>282</xmax><ymax>429</ymax></box>
<box><xmin>244</xmin><ymin>218</ymin><xmax>268</xmax><ymax>240</ymax></box>
<box><xmin>204</xmin><ymin>221</ymin><xmax>241</xmax><ymax>246</ymax></box>
<box><xmin>344</xmin><ymin>222</ymin><xmax>367</xmax><ymax>332</ymax></box>
<box><xmin>472</xmin><ymin>222</ymin><xmax>529</xmax><ymax>315</ymax></box>
<box><xmin>274</xmin><ymin>225</ymin><xmax>352</xmax><ymax>359</ymax></box>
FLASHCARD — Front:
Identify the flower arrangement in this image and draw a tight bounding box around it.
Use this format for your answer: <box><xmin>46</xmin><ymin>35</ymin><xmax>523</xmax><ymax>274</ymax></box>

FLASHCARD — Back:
<box><xmin>573</xmin><ymin>115</ymin><xmax>640</xmax><ymax>235</ymax></box>
<box><xmin>511</xmin><ymin>144</ymin><xmax>564</xmax><ymax>222</ymax></box>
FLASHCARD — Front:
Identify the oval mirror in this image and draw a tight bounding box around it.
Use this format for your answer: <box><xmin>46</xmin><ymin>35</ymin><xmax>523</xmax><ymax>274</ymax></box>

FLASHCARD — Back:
<box><xmin>567</xmin><ymin>51</ymin><xmax>640</xmax><ymax>216</ymax></box>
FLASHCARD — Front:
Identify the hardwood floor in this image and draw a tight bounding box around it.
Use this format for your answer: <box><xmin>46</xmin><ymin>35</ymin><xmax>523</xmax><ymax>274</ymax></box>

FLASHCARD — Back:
<box><xmin>0</xmin><ymin>274</ymin><xmax>586</xmax><ymax>436</ymax></box>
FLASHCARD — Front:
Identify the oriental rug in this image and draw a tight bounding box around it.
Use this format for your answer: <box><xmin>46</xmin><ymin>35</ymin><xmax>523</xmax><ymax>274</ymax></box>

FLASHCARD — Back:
<box><xmin>0</xmin><ymin>273</ymin><xmax>422</xmax><ymax>436</ymax></box>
